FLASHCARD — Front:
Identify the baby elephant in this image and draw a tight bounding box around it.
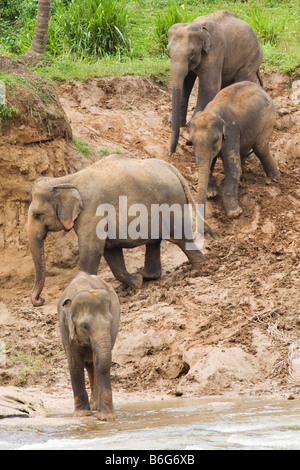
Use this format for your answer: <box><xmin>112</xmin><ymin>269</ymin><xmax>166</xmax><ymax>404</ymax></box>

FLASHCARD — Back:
<box><xmin>58</xmin><ymin>271</ymin><xmax>120</xmax><ymax>420</ymax></box>
<box><xmin>189</xmin><ymin>81</ymin><xmax>279</xmax><ymax>218</ymax></box>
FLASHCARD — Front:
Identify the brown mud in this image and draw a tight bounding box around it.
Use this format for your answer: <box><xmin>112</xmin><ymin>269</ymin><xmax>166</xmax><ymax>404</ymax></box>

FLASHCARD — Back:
<box><xmin>0</xmin><ymin>66</ymin><xmax>300</xmax><ymax>417</ymax></box>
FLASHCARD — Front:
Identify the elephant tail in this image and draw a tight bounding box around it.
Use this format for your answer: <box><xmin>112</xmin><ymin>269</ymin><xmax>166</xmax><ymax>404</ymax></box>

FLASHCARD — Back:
<box><xmin>257</xmin><ymin>70</ymin><xmax>263</xmax><ymax>87</ymax></box>
<box><xmin>164</xmin><ymin>161</ymin><xmax>219</xmax><ymax>240</ymax></box>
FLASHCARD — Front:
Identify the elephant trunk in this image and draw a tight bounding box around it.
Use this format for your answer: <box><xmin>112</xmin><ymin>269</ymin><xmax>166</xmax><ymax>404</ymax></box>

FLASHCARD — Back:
<box><xmin>170</xmin><ymin>62</ymin><xmax>188</xmax><ymax>154</ymax></box>
<box><xmin>196</xmin><ymin>152</ymin><xmax>213</xmax><ymax>211</ymax></box>
<box><xmin>91</xmin><ymin>335</ymin><xmax>114</xmax><ymax>415</ymax></box>
<box><xmin>92</xmin><ymin>335</ymin><xmax>112</xmax><ymax>375</ymax></box>
<box><xmin>170</xmin><ymin>88</ymin><xmax>182</xmax><ymax>154</ymax></box>
<box><xmin>28</xmin><ymin>225</ymin><xmax>47</xmax><ymax>307</ymax></box>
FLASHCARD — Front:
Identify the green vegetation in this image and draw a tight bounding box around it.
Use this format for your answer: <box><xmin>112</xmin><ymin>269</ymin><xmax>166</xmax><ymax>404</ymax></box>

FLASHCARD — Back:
<box><xmin>73</xmin><ymin>136</ymin><xmax>96</xmax><ymax>156</ymax></box>
<box><xmin>73</xmin><ymin>136</ymin><xmax>123</xmax><ymax>158</ymax></box>
<box><xmin>8</xmin><ymin>348</ymin><xmax>47</xmax><ymax>386</ymax></box>
<box><xmin>0</xmin><ymin>102</ymin><xmax>19</xmax><ymax>119</ymax></box>
<box><xmin>0</xmin><ymin>0</ymin><xmax>299</xmax><ymax>80</ymax></box>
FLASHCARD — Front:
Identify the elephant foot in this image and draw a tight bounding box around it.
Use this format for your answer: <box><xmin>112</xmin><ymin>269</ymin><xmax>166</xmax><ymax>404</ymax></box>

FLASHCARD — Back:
<box><xmin>90</xmin><ymin>401</ymin><xmax>97</xmax><ymax>411</ymax></box>
<box><xmin>95</xmin><ymin>411</ymin><xmax>117</xmax><ymax>422</ymax></box>
<box><xmin>226</xmin><ymin>205</ymin><xmax>243</xmax><ymax>218</ymax></box>
<box><xmin>125</xmin><ymin>273</ymin><xmax>143</xmax><ymax>289</ymax></box>
<box><xmin>186</xmin><ymin>248</ymin><xmax>207</xmax><ymax>271</ymax></box>
<box><xmin>191</xmin><ymin>258</ymin><xmax>206</xmax><ymax>272</ymax></box>
<box><xmin>207</xmin><ymin>187</ymin><xmax>218</xmax><ymax>199</ymax></box>
<box><xmin>72</xmin><ymin>409</ymin><xmax>93</xmax><ymax>417</ymax></box>
<box><xmin>142</xmin><ymin>269</ymin><xmax>162</xmax><ymax>281</ymax></box>
<box><xmin>267</xmin><ymin>169</ymin><xmax>280</xmax><ymax>182</ymax></box>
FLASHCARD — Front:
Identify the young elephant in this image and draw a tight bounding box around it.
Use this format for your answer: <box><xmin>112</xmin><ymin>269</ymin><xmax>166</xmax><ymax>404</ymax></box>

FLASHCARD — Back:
<box><xmin>189</xmin><ymin>81</ymin><xmax>279</xmax><ymax>218</ymax></box>
<box><xmin>58</xmin><ymin>271</ymin><xmax>120</xmax><ymax>420</ymax></box>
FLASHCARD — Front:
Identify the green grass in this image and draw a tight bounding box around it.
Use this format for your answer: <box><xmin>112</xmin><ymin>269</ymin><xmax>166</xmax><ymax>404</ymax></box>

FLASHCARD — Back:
<box><xmin>0</xmin><ymin>0</ymin><xmax>299</xmax><ymax>80</ymax></box>
<box><xmin>72</xmin><ymin>136</ymin><xmax>123</xmax><ymax>157</ymax></box>
<box><xmin>34</xmin><ymin>55</ymin><xmax>171</xmax><ymax>81</ymax></box>
<box><xmin>72</xmin><ymin>136</ymin><xmax>96</xmax><ymax>156</ymax></box>
<box><xmin>8</xmin><ymin>349</ymin><xmax>44</xmax><ymax>386</ymax></box>
<box><xmin>0</xmin><ymin>69</ymin><xmax>56</xmax><ymax>111</ymax></box>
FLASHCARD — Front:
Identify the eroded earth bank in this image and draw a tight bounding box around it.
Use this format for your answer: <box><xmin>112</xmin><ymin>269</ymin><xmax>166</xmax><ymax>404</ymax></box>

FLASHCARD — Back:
<box><xmin>0</xmin><ymin>57</ymin><xmax>300</xmax><ymax>417</ymax></box>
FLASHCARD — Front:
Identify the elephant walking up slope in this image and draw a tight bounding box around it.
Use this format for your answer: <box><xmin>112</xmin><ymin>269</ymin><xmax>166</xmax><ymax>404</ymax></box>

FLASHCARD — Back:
<box><xmin>167</xmin><ymin>10</ymin><xmax>263</xmax><ymax>153</ymax></box>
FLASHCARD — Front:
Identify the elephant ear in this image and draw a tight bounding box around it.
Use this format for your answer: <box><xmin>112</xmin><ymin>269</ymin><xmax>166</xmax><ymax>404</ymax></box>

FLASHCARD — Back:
<box><xmin>53</xmin><ymin>184</ymin><xmax>84</xmax><ymax>230</ymax></box>
<box><xmin>201</xmin><ymin>27</ymin><xmax>212</xmax><ymax>54</ymax></box>
<box><xmin>62</xmin><ymin>298</ymin><xmax>76</xmax><ymax>341</ymax></box>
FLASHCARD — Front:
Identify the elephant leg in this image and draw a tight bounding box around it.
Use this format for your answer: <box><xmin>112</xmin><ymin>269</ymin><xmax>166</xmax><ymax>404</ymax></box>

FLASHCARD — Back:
<box><xmin>104</xmin><ymin>247</ymin><xmax>143</xmax><ymax>289</ymax></box>
<box><xmin>194</xmin><ymin>72</ymin><xmax>222</xmax><ymax>114</ymax></box>
<box><xmin>172</xmin><ymin>238</ymin><xmax>206</xmax><ymax>271</ymax></box>
<box><xmin>85</xmin><ymin>362</ymin><xmax>97</xmax><ymax>411</ymax></box>
<box><xmin>78</xmin><ymin>235</ymin><xmax>102</xmax><ymax>275</ymax></box>
<box><xmin>233</xmin><ymin>69</ymin><xmax>260</xmax><ymax>85</ymax></box>
<box><xmin>253</xmin><ymin>139</ymin><xmax>279</xmax><ymax>180</ymax></box>
<box><xmin>142</xmin><ymin>241</ymin><xmax>162</xmax><ymax>280</ymax></box>
<box><xmin>222</xmin><ymin>151</ymin><xmax>243</xmax><ymax>218</ymax></box>
<box><xmin>207</xmin><ymin>157</ymin><xmax>218</xmax><ymax>199</ymax></box>
<box><xmin>69</xmin><ymin>358</ymin><xmax>92</xmax><ymax>417</ymax></box>
<box><xmin>95</xmin><ymin>370</ymin><xmax>115</xmax><ymax>421</ymax></box>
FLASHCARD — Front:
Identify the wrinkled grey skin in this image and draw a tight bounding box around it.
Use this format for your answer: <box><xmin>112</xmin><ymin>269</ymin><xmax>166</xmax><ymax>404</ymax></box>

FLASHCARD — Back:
<box><xmin>58</xmin><ymin>271</ymin><xmax>120</xmax><ymax>420</ymax></box>
<box><xmin>167</xmin><ymin>10</ymin><xmax>263</xmax><ymax>154</ymax></box>
<box><xmin>189</xmin><ymin>81</ymin><xmax>279</xmax><ymax>218</ymax></box>
<box><xmin>28</xmin><ymin>154</ymin><xmax>213</xmax><ymax>307</ymax></box>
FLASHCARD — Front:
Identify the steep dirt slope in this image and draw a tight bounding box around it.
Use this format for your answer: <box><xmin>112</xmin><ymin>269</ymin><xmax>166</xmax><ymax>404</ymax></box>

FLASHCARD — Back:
<box><xmin>1</xmin><ymin>70</ymin><xmax>300</xmax><ymax>403</ymax></box>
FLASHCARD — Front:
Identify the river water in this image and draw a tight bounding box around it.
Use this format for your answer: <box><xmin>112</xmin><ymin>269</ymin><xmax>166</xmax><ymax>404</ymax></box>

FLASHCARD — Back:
<box><xmin>1</xmin><ymin>397</ymin><xmax>300</xmax><ymax>450</ymax></box>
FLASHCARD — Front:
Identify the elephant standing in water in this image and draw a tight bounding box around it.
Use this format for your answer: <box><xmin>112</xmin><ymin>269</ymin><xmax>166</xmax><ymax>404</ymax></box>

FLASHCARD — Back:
<box><xmin>58</xmin><ymin>271</ymin><xmax>120</xmax><ymax>420</ymax></box>
<box><xmin>167</xmin><ymin>10</ymin><xmax>263</xmax><ymax>153</ymax></box>
<box><xmin>28</xmin><ymin>154</ymin><xmax>214</xmax><ymax>306</ymax></box>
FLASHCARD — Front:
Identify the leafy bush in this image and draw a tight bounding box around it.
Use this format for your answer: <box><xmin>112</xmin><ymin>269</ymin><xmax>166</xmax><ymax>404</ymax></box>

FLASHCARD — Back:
<box><xmin>51</xmin><ymin>0</ymin><xmax>131</xmax><ymax>58</ymax></box>
<box><xmin>5</xmin><ymin>0</ymin><xmax>131</xmax><ymax>58</ymax></box>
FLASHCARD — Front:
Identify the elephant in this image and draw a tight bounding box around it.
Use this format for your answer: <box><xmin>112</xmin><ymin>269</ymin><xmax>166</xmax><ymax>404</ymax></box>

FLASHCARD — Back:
<box><xmin>58</xmin><ymin>271</ymin><xmax>120</xmax><ymax>420</ymax></box>
<box><xmin>167</xmin><ymin>10</ymin><xmax>263</xmax><ymax>154</ymax></box>
<box><xmin>28</xmin><ymin>154</ymin><xmax>215</xmax><ymax>307</ymax></box>
<box><xmin>189</xmin><ymin>81</ymin><xmax>279</xmax><ymax>218</ymax></box>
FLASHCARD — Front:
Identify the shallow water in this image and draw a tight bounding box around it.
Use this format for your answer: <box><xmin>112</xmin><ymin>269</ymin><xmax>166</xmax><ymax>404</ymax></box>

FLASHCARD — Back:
<box><xmin>1</xmin><ymin>397</ymin><xmax>300</xmax><ymax>450</ymax></box>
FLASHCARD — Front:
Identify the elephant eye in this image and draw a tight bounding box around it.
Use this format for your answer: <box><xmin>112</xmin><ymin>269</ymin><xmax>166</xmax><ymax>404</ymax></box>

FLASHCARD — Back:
<box><xmin>34</xmin><ymin>213</ymin><xmax>41</xmax><ymax>220</ymax></box>
<box><xmin>189</xmin><ymin>46</ymin><xmax>195</xmax><ymax>59</ymax></box>
<box><xmin>81</xmin><ymin>322</ymin><xmax>89</xmax><ymax>331</ymax></box>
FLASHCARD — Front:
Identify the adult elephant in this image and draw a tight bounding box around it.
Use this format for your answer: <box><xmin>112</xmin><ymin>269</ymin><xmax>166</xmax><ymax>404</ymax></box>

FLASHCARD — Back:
<box><xmin>28</xmin><ymin>154</ymin><xmax>213</xmax><ymax>307</ymax></box>
<box><xmin>167</xmin><ymin>10</ymin><xmax>263</xmax><ymax>154</ymax></box>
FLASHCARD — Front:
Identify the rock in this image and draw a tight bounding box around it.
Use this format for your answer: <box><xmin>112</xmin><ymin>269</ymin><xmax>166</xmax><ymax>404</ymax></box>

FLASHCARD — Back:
<box><xmin>0</xmin><ymin>303</ymin><xmax>10</xmax><ymax>325</ymax></box>
<box><xmin>290</xmin><ymin>80</ymin><xmax>300</xmax><ymax>106</ymax></box>
<box><xmin>155</xmin><ymin>353</ymin><xmax>190</xmax><ymax>379</ymax></box>
<box><xmin>0</xmin><ymin>387</ymin><xmax>45</xmax><ymax>419</ymax></box>
<box><xmin>185</xmin><ymin>346</ymin><xmax>259</xmax><ymax>393</ymax></box>
<box><xmin>275</xmin><ymin>113</ymin><xmax>294</xmax><ymax>130</ymax></box>
<box><xmin>113</xmin><ymin>329</ymin><xmax>166</xmax><ymax>365</ymax></box>
<box><xmin>289</xmin><ymin>340</ymin><xmax>300</xmax><ymax>382</ymax></box>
